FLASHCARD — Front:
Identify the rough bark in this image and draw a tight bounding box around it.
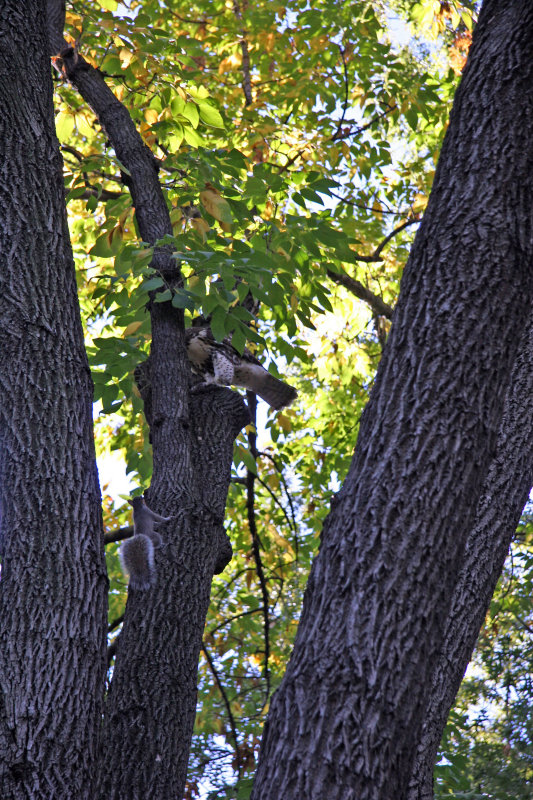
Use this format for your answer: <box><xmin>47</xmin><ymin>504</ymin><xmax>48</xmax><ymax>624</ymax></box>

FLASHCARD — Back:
<box><xmin>251</xmin><ymin>2</ymin><xmax>533</xmax><ymax>798</ymax></box>
<box><xmin>44</xmin><ymin>5</ymin><xmax>251</xmax><ymax>795</ymax></box>
<box><xmin>0</xmin><ymin>3</ymin><xmax>108</xmax><ymax>799</ymax></box>
<box><xmin>407</xmin><ymin>312</ymin><xmax>533</xmax><ymax>800</ymax></box>
<box><xmin>99</xmin><ymin>386</ymin><xmax>248</xmax><ymax>798</ymax></box>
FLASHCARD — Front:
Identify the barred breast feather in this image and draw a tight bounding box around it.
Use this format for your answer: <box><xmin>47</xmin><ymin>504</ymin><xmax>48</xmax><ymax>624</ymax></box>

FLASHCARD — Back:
<box><xmin>185</xmin><ymin>327</ymin><xmax>297</xmax><ymax>410</ymax></box>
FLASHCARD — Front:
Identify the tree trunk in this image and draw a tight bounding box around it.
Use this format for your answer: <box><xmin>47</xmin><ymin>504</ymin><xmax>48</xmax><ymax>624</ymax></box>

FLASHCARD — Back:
<box><xmin>407</xmin><ymin>313</ymin><xmax>533</xmax><ymax>800</ymax></box>
<box><xmin>251</xmin><ymin>2</ymin><xmax>533</xmax><ymax>798</ymax></box>
<box><xmin>0</xmin><ymin>3</ymin><xmax>108</xmax><ymax>798</ymax></box>
<box><xmin>99</xmin><ymin>361</ymin><xmax>249</xmax><ymax>798</ymax></box>
<box><xmin>45</xmin><ymin>6</ymin><xmax>252</xmax><ymax>795</ymax></box>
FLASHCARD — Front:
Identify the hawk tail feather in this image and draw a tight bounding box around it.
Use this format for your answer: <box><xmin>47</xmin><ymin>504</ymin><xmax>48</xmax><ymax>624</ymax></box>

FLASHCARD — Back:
<box><xmin>252</xmin><ymin>372</ymin><xmax>298</xmax><ymax>411</ymax></box>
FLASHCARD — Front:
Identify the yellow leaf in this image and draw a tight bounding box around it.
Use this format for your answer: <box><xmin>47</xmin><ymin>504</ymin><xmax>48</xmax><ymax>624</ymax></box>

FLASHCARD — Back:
<box><xmin>412</xmin><ymin>193</ymin><xmax>428</xmax><ymax>212</ymax></box>
<box><xmin>124</xmin><ymin>321</ymin><xmax>142</xmax><ymax>336</ymax></box>
<box><xmin>76</xmin><ymin>113</ymin><xmax>94</xmax><ymax>138</ymax></box>
<box><xmin>199</xmin><ymin>188</ymin><xmax>233</xmax><ymax>225</ymax></box>
<box><xmin>218</xmin><ymin>53</ymin><xmax>242</xmax><ymax>75</ymax></box>
<box><xmin>65</xmin><ymin>11</ymin><xmax>83</xmax><ymax>30</ymax></box>
<box><xmin>266</xmin><ymin>471</ymin><xmax>280</xmax><ymax>490</ymax></box>
<box><xmin>191</xmin><ymin>217</ymin><xmax>210</xmax><ymax>240</ymax></box>
<box><xmin>277</xmin><ymin>413</ymin><xmax>292</xmax><ymax>432</ymax></box>
<box><xmin>139</xmin><ymin>121</ymin><xmax>156</xmax><ymax>146</ymax></box>
<box><xmin>271</xmin><ymin>529</ymin><xmax>295</xmax><ymax>558</ymax></box>
<box><xmin>55</xmin><ymin>111</ymin><xmax>75</xmax><ymax>140</ymax></box>
<box><xmin>257</xmin><ymin>31</ymin><xmax>276</xmax><ymax>53</ymax></box>
<box><xmin>119</xmin><ymin>48</ymin><xmax>134</xmax><ymax>68</ymax></box>
<box><xmin>130</xmin><ymin>60</ymin><xmax>149</xmax><ymax>81</ymax></box>
<box><xmin>144</xmin><ymin>108</ymin><xmax>159</xmax><ymax>125</ymax></box>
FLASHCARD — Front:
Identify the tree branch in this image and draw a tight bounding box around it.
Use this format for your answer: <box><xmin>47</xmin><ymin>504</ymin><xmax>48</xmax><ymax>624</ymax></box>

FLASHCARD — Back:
<box><xmin>233</xmin><ymin>0</ymin><xmax>253</xmax><ymax>106</ymax></box>
<box><xmin>207</xmin><ymin>607</ymin><xmax>262</xmax><ymax>637</ymax></box>
<box><xmin>47</xmin><ymin>17</ymin><xmax>179</xmax><ymax>283</ymax></box>
<box><xmin>246</xmin><ymin>392</ymin><xmax>271</xmax><ymax>705</ymax></box>
<box><xmin>331</xmin><ymin>45</ymin><xmax>350</xmax><ymax>142</ymax></box>
<box><xmin>327</xmin><ymin>268</ymin><xmax>394</xmax><ymax>319</ymax></box>
<box><xmin>103</xmin><ymin>525</ymin><xmax>133</xmax><ymax>545</ymax></box>
<box><xmin>327</xmin><ymin>215</ymin><xmax>418</xmax><ymax>319</ymax></box>
<box><xmin>373</xmin><ymin>217</ymin><xmax>419</xmax><ymax>259</ymax></box>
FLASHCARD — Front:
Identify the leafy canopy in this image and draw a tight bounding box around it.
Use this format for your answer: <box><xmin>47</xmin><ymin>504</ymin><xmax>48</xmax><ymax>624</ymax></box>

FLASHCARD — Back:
<box><xmin>53</xmin><ymin>2</ymin><xmax>530</xmax><ymax>798</ymax></box>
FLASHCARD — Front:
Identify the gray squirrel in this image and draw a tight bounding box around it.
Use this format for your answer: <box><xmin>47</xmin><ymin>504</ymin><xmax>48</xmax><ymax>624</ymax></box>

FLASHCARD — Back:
<box><xmin>120</xmin><ymin>496</ymin><xmax>172</xmax><ymax>591</ymax></box>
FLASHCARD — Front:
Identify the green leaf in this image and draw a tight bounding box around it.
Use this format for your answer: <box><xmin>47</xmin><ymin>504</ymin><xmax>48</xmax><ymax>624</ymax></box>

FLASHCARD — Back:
<box><xmin>240</xmin><ymin>448</ymin><xmax>257</xmax><ymax>475</ymax></box>
<box><xmin>90</xmin><ymin>231</ymin><xmax>121</xmax><ymax>258</ymax></box>
<box><xmin>198</xmin><ymin>102</ymin><xmax>225</xmax><ymax>128</ymax></box>
<box><xmin>182</xmin><ymin>103</ymin><xmax>200</xmax><ymax>129</ymax></box>
<box><xmin>142</xmin><ymin>277</ymin><xmax>165</xmax><ymax>292</ymax></box>
<box><xmin>172</xmin><ymin>290</ymin><xmax>196</xmax><ymax>310</ymax></box>
<box><xmin>406</xmin><ymin>108</ymin><xmax>418</xmax><ymax>131</ymax></box>
<box><xmin>183</xmin><ymin>126</ymin><xmax>204</xmax><ymax>147</ymax></box>
<box><xmin>210</xmin><ymin>306</ymin><xmax>227</xmax><ymax>341</ymax></box>
<box><xmin>230</xmin><ymin>325</ymin><xmax>247</xmax><ymax>354</ymax></box>
<box><xmin>55</xmin><ymin>112</ymin><xmax>75</xmax><ymax>140</ymax></box>
<box><xmin>154</xmin><ymin>289</ymin><xmax>172</xmax><ymax>302</ymax></box>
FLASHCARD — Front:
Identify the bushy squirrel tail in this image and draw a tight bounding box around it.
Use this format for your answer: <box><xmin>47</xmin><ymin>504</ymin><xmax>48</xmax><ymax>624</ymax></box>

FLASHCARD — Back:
<box><xmin>120</xmin><ymin>534</ymin><xmax>155</xmax><ymax>591</ymax></box>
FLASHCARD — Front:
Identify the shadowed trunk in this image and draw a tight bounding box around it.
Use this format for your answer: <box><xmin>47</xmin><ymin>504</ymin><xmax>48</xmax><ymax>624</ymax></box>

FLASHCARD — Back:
<box><xmin>0</xmin><ymin>3</ymin><xmax>108</xmax><ymax>798</ymax></box>
<box><xmin>251</xmin><ymin>2</ymin><xmax>533</xmax><ymax>797</ymax></box>
<box><xmin>407</xmin><ymin>314</ymin><xmax>533</xmax><ymax>800</ymax></box>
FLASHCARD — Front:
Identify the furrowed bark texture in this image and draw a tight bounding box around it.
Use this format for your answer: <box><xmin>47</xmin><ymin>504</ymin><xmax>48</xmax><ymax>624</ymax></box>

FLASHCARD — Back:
<box><xmin>99</xmin><ymin>384</ymin><xmax>248</xmax><ymax>799</ymax></box>
<box><xmin>97</xmin><ymin>292</ymin><xmax>248</xmax><ymax>799</ymax></box>
<box><xmin>408</xmin><ymin>313</ymin><xmax>533</xmax><ymax>800</ymax></box>
<box><xmin>251</xmin><ymin>3</ymin><xmax>533</xmax><ymax>798</ymax></box>
<box><xmin>45</xmin><ymin>7</ymin><xmax>251</xmax><ymax>795</ymax></box>
<box><xmin>0</xmin><ymin>3</ymin><xmax>108</xmax><ymax>799</ymax></box>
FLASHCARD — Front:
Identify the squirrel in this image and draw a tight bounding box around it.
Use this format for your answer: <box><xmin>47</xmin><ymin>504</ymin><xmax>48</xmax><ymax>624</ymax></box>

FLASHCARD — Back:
<box><xmin>120</xmin><ymin>496</ymin><xmax>172</xmax><ymax>591</ymax></box>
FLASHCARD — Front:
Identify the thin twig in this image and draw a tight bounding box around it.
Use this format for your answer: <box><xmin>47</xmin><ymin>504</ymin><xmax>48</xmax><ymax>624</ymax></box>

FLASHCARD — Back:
<box><xmin>240</xmin><ymin>39</ymin><xmax>253</xmax><ymax>105</ymax></box>
<box><xmin>328</xmin><ymin>190</ymin><xmax>403</xmax><ymax>216</ymax></box>
<box><xmin>108</xmin><ymin>614</ymin><xmax>125</xmax><ymax>633</ymax></box>
<box><xmin>202</xmin><ymin>643</ymin><xmax>242</xmax><ymax>776</ymax></box>
<box><xmin>258</xmin><ymin>450</ymin><xmax>299</xmax><ymax>559</ymax></box>
<box><xmin>255</xmin><ymin>474</ymin><xmax>296</xmax><ymax>535</ymax></box>
<box><xmin>373</xmin><ymin>217</ymin><xmax>419</xmax><ymax>259</ymax></box>
<box><xmin>331</xmin><ymin>45</ymin><xmax>350</xmax><ymax>142</ymax></box>
<box><xmin>207</xmin><ymin>607</ymin><xmax>262</xmax><ymax>637</ymax></box>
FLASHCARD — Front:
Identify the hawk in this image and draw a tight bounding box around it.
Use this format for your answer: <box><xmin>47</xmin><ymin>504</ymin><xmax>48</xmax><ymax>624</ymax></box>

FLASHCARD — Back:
<box><xmin>185</xmin><ymin>327</ymin><xmax>298</xmax><ymax>410</ymax></box>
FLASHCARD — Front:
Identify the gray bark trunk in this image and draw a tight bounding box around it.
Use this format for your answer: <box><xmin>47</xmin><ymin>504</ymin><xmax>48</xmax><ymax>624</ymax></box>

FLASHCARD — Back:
<box><xmin>251</xmin><ymin>2</ymin><xmax>533</xmax><ymax>798</ymax></box>
<box><xmin>99</xmin><ymin>350</ymin><xmax>249</xmax><ymax>798</ymax></box>
<box><xmin>44</xmin><ymin>5</ymin><xmax>252</xmax><ymax>795</ymax></box>
<box><xmin>0</xmin><ymin>3</ymin><xmax>108</xmax><ymax>799</ymax></box>
<box><xmin>407</xmin><ymin>314</ymin><xmax>533</xmax><ymax>800</ymax></box>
